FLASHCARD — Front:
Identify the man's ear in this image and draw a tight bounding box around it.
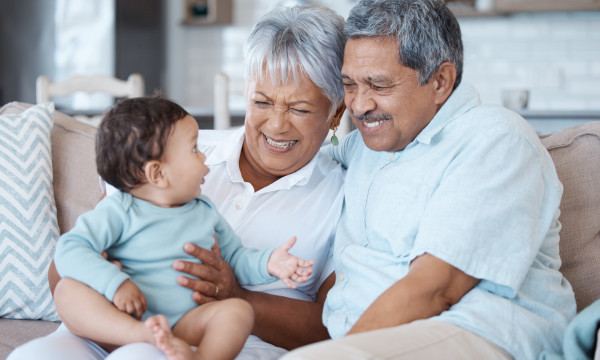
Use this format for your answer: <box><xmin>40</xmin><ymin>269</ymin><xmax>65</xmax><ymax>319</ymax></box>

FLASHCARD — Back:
<box><xmin>330</xmin><ymin>103</ymin><xmax>347</xmax><ymax>130</ymax></box>
<box><xmin>144</xmin><ymin>160</ymin><xmax>168</xmax><ymax>188</ymax></box>
<box><xmin>432</xmin><ymin>62</ymin><xmax>457</xmax><ymax>105</ymax></box>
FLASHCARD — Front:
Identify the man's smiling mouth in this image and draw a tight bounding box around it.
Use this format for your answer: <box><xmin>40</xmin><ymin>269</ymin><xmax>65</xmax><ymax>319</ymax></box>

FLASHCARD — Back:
<box><xmin>363</xmin><ymin>120</ymin><xmax>387</xmax><ymax>128</ymax></box>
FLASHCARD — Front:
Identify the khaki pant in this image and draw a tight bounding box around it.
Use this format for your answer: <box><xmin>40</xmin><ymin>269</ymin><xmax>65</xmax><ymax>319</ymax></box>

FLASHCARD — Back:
<box><xmin>282</xmin><ymin>320</ymin><xmax>512</xmax><ymax>360</ymax></box>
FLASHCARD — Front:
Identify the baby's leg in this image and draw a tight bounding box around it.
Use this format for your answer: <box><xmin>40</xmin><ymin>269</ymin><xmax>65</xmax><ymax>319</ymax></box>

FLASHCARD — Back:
<box><xmin>168</xmin><ymin>299</ymin><xmax>255</xmax><ymax>360</ymax></box>
<box><xmin>54</xmin><ymin>278</ymin><xmax>156</xmax><ymax>349</ymax></box>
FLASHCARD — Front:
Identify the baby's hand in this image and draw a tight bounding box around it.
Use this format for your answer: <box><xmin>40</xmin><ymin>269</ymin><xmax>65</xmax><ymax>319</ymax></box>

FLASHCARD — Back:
<box><xmin>267</xmin><ymin>236</ymin><xmax>314</xmax><ymax>289</ymax></box>
<box><xmin>113</xmin><ymin>279</ymin><xmax>147</xmax><ymax>320</ymax></box>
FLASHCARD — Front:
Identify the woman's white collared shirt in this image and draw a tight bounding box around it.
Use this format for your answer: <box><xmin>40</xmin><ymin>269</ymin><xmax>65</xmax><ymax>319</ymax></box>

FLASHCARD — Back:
<box><xmin>198</xmin><ymin>127</ymin><xmax>345</xmax><ymax>301</ymax></box>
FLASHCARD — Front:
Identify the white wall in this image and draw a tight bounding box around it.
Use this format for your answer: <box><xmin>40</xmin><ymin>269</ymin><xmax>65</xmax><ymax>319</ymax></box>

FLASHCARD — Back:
<box><xmin>165</xmin><ymin>0</ymin><xmax>600</xmax><ymax>115</ymax></box>
<box><xmin>460</xmin><ymin>11</ymin><xmax>600</xmax><ymax>111</ymax></box>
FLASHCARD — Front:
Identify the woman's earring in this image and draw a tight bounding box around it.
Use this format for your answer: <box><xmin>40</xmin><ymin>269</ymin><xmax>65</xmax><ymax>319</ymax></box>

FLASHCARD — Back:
<box><xmin>331</xmin><ymin>126</ymin><xmax>339</xmax><ymax>146</ymax></box>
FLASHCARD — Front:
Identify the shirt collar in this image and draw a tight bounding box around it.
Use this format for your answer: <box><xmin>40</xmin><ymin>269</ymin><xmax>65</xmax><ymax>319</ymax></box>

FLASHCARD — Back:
<box><xmin>205</xmin><ymin>126</ymin><xmax>316</xmax><ymax>191</ymax></box>
<box><xmin>414</xmin><ymin>83</ymin><xmax>481</xmax><ymax>146</ymax></box>
<box><xmin>204</xmin><ymin>127</ymin><xmax>245</xmax><ymax>167</ymax></box>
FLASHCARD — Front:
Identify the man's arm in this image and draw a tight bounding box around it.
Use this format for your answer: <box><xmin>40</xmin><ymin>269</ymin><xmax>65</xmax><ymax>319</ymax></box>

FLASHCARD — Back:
<box><xmin>348</xmin><ymin>253</ymin><xmax>479</xmax><ymax>335</ymax></box>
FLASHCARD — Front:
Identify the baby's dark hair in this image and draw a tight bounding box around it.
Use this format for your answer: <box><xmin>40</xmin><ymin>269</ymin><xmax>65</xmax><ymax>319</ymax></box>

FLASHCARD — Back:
<box><xmin>96</xmin><ymin>95</ymin><xmax>189</xmax><ymax>192</ymax></box>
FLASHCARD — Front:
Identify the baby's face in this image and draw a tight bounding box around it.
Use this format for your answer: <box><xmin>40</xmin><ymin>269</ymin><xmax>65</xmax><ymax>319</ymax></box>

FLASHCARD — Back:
<box><xmin>160</xmin><ymin>115</ymin><xmax>209</xmax><ymax>205</ymax></box>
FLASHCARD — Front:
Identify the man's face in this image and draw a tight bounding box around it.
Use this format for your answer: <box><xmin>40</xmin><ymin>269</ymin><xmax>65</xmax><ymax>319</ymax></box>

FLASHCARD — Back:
<box><xmin>342</xmin><ymin>36</ymin><xmax>440</xmax><ymax>152</ymax></box>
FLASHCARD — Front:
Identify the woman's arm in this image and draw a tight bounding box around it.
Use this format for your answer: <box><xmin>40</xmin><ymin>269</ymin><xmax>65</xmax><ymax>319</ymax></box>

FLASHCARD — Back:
<box><xmin>48</xmin><ymin>260</ymin><xmax>60</xmax><ymax>296</ymax></box>
<box><xmin>174</xmin><ymin>240</ymin><xmax>334</xmax><ymax>350</ymax></box>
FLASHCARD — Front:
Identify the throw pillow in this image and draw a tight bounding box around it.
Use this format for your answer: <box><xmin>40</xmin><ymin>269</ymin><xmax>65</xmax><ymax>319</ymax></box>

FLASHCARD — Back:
<box><xmin>0</xmin><ymin>102</ymin><xmax>60</xmax><ymax>321</ymax></box>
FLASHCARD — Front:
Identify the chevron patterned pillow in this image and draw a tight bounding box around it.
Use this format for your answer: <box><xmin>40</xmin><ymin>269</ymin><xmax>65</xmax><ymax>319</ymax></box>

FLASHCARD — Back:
<box><xmin>0</xmin><ymin>102</ymin><xmax>60</xmax><ymax>321</ymax></box>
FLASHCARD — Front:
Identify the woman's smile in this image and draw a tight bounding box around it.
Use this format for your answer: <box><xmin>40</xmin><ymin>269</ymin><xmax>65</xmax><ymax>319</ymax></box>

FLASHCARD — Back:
<box><xmin>264</xmin><ymin>134</ymin><xmax>298</xmax><ymax>150</ymax></box>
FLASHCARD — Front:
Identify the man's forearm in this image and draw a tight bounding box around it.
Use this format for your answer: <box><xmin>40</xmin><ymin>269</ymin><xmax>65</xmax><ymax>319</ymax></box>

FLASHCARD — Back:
<box><xmin>348</xmin><ymin>253</ymin><xmax>479</xmax><ymax>335</ymax></box>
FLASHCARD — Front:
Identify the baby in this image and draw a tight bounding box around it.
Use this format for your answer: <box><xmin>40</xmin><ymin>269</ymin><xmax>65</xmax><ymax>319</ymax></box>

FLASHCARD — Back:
<box><xmin>53</xmin><ymin>96</ymin><xmax>313</xmax><ymax>360</ymax></box>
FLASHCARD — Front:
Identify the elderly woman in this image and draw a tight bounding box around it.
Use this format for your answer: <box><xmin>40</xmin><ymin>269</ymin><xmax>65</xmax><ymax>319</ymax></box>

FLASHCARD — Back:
<box><xmin>9</xmin><ymin>4</ymin><xmax>346</xmax><ymax>360</ymax></box>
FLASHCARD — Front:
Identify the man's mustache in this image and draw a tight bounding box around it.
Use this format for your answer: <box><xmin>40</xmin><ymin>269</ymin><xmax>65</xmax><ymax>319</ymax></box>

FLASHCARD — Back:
<box><xmin>353</xmin><ymin>112</ymin><xmax>393</xmax><ymax>121</ymax></box>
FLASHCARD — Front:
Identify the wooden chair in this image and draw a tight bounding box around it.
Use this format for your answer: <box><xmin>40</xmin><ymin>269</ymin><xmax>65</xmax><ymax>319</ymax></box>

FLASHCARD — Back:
<box><xmin>213</xmin><ymin>72</ymin><xmax>245</xmax><ymax>130</ymax></box>
<box><xmin>213</xmin><ymin>71</ymin><xmax>353</xmax><ymax>140</ymax></box>
<box><xmin>36</xmin><ymin>73</ymin><xmax>145</xmax><ymax>126</ymax></box>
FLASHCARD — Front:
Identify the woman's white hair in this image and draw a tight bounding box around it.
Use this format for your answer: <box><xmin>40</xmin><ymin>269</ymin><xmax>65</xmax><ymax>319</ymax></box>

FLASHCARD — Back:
<box><xmin>243</xmin><ymin>4</ymin><xmax>346</xmax><ymax>120</ymax></box>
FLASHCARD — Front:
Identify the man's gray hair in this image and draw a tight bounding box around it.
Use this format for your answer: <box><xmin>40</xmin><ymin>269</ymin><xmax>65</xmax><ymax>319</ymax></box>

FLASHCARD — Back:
<box><xmin>244</xmin><ymin>4</ymin><xmax>346</xmax><ymax>120</ymax></box>
<box><xmin>345</xmin><ymin>0</ymin><xmax>463</xmax><ymax>89</ymax></box>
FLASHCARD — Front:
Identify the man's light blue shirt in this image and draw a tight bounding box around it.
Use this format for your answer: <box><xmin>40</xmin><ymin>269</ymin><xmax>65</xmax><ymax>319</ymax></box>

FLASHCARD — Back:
<box><xmin>322</xmin><ymin>84</ymin><xmax>576</xmax><ymax>359</ymax></box>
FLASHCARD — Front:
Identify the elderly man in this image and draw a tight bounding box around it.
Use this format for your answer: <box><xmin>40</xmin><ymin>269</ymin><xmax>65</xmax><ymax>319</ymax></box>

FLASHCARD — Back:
<box><xmin>284</xmin><ymin>0</ymin><xmax>576</xmax><ymax>359</ymax></box>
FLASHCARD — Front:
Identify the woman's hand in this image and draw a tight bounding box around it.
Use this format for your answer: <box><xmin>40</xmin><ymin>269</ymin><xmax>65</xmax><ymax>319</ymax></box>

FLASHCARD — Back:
<box><xmin>173</xmin><ymin>236</ymin><xmax>246</xmax><ymax>304</ymax></box>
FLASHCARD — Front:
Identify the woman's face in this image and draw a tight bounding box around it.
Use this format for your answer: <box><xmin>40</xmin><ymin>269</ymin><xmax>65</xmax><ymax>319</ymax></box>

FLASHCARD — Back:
<box><xmin>243</xmin><ymin>72</ymin><xmax>333</xmax><ymax>178</ymax></box>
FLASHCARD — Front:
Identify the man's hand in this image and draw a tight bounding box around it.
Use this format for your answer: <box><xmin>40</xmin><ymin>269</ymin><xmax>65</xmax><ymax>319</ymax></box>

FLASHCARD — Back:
<box><xmin>268</xmin><ymin>236</ymin><xmax>314</xmax><ymax>289</ymax></box>
<box><xmin>112</xmin><ymin>279</ymin><xmax>147</xmax><ymax>320</ymax></box>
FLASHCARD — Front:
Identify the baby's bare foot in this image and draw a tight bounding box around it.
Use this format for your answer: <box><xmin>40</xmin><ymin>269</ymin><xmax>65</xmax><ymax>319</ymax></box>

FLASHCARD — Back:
<box><xmin>145</xmin><ymin>314</ymin><xmax>170</xmax><ymax>335</ymax></box>
<box><xmin>146</xmin><ymin>316</ymin><xmax>194</xmax><ymax>360</ymax></box>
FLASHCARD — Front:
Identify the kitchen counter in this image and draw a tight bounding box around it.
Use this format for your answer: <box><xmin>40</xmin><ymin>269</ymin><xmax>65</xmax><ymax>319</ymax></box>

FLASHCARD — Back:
<box><xmin>516</xmin><ymin>109</ymin><xmax>600</xmax><ymax>135</ymax></box>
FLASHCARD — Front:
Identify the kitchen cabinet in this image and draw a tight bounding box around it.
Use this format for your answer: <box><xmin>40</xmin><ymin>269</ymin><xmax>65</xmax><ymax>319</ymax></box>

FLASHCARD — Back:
<box><xmin>446</xmin><ymin>0</ymin><xmax>600</xmax><ymax>17</ymax></box>
<box><xmin>495</xmin><ymin>0</ymin><xmax>600</xmax><ymax>12</ymax></box>
<box><xmin>182</xmin><ymin>0</ymin><xmax>233</xmax><ymax>25</ymax></box>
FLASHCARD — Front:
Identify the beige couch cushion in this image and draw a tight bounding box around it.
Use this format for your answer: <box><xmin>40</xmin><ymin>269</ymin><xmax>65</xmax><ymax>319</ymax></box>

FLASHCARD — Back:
<box><xmin>50</xmin><ymin>107</ymin><xmax>102</xmax><ymax>233</ymax></box>
<box><xmin>0</xmin><ymin>318</ymin><xmax>59</xmax><ymax>357</ymax></box>
<box><xmin>541</xmin><ymin>121</ymin><xmax>600</xmax><ymax>312</ymax></box>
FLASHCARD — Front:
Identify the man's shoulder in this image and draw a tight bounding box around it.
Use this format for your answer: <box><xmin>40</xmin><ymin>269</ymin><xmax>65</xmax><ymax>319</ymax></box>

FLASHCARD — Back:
<box><xmin>313</xmin><ymin>150</ymin><xmax>345</xmax><ymax>175</ymax></box>
<box><xmin>449</xmin><ymin>103</ymin><xmax>538</xmax><ymax>145</ymax></box>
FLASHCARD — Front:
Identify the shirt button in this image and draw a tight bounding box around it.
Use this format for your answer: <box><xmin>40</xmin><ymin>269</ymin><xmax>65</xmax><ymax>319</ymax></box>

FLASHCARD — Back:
<box><xmin>388</xmin><ymin>153</ymin><xmax>394</xmax><ymax>159</ymax></box>
<box><xmin>338</xmin><ymin>273</ymin><xmax>344</xmax><ymax>281</ymax></box>
<box><xmin>236</xmin><ymin>203</ymin><xmax>243</xmax><ymax>210</ymax></box>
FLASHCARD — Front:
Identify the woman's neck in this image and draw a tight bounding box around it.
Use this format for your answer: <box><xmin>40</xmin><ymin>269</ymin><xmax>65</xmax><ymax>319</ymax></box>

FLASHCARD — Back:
<box><xmin>239</xmin><ymin>145</ymin><xmax>281</xmax><ymax>192</ymax></box>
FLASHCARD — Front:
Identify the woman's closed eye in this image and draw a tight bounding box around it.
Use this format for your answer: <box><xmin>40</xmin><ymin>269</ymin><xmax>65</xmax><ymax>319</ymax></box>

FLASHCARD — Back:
<box><xmin>292</xmin><ymin>108</ymin><xmax>310</xmax><ymax>115</ymax></box>
<box><xmin>254</xmin><ymin>100</ymin><xmax>270</xmax><ymax>107</ymax></box>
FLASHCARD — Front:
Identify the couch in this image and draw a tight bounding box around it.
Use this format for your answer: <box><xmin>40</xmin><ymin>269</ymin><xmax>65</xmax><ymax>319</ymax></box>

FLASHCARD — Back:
<box><xmin>0</xmin><ymin>101</ymin><xmax>598</xmax><ymax>359</ymax></box>
<box><xmin>0</xmin><ymin>102</ymin><xmax>102</xmax><ymax>358</ymax></box>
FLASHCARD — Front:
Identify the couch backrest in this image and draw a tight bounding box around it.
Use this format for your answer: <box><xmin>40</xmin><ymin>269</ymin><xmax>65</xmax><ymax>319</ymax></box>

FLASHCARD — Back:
<box><xmin>3</xmin><ymin>102</ymin><xmax>599</xmax><ymax>312</ymax></box>
<box><xmin>50</xmin><ymin>108</ymin><xmax>102</xmax><ymax>233</ymax></box>
<box><xmin>541</xmin><ymin>121</ymin><xmax>600</xmax><ymax>311</ymax></box>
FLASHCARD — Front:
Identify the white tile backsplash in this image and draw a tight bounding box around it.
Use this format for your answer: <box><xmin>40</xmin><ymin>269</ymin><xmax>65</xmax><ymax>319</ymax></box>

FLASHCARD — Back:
<box><xmin>166</xmin><ymin>1</ymin><xmax>600</xmax><ymax>112</ymax></box>
<box><xmin>460</xmin><ymin>11</ymin><xmax>600</xmax><ymax>109</ymax></box>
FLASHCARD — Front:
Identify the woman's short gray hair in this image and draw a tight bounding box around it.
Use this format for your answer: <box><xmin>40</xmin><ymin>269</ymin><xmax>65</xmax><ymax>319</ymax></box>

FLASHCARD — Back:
<box><xmin>345</xmin><ymin>0</ymin><xmax>463</xmax><ymax>89</ymax></box>
<box><xmin>244</xmin><ymin>4</ymin><xmax>346</xmax><ymax>120</ymax></box>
